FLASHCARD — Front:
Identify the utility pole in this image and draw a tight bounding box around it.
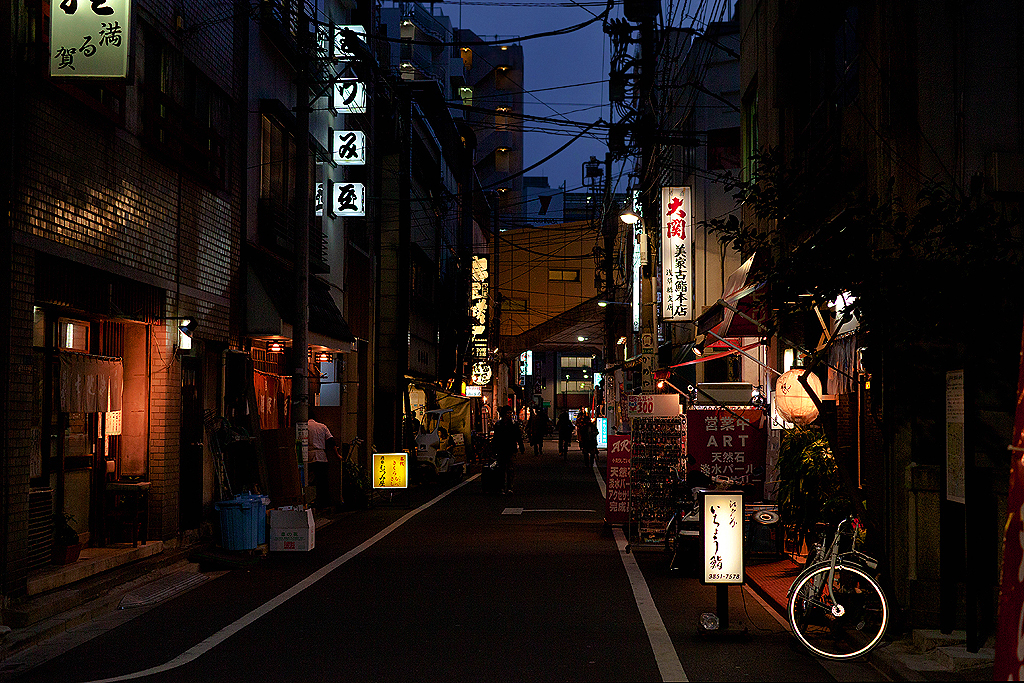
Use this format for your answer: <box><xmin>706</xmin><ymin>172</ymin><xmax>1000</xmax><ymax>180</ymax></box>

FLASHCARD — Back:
<box><xmin>636</xmin><ymin>9</ymin><xmax>659</xmax><ymax>394</ymax></box>
<box><xmin>292</xmin><ymin>1</ymin><xmax>311</xmax><ymax>503</ymax></box>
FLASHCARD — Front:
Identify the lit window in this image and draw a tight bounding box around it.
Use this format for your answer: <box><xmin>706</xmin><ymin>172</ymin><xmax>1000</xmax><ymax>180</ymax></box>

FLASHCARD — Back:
<box><xmin>548</xmin><ymin>269</ymin><xmax>580</xmax><ymax>282</ymax></box>
<box><xmin>57</xmin><ymin>318</ymin><xmax>90</xmax><ymax>352</ymax></box>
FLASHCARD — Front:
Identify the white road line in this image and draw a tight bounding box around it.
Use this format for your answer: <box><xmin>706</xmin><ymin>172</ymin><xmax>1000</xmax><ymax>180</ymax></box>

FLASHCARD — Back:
<box><xmin>594</xmin><ymin>456</ymin><xmax>687</xmax><ymax>682</ymax></box>
<box><xmin>83</xmin><ymin>475</ymin><xmax>481</xmax><ymax>683</ymax></box>
<box><xmin>614</xmin><ymin>527</ymin><xmax>689</xmax><ymax>682</ymax></box>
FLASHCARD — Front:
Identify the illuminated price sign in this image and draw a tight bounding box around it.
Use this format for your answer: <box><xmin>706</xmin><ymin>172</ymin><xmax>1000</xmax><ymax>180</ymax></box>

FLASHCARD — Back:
<box><xmin>625</xmin><ymin>394</ymin><xmax>680</xmax><ymax>417</ymax></box>
<box><xmin>700</xmin><ymin>490</ymin><xmax>745</xmax><ymax>585</ymax></box>
<box><xmin>373</xmin><ymin>452</ymin><xmax>408</xmax><ymax>489</ymax></box>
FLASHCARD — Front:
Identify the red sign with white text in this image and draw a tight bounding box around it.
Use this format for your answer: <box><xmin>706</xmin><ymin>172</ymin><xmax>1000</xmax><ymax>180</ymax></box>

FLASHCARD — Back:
<box><xmin>605</xmin><ymin>435</ymin><xmax>631</xmax><ymax>524</ymax></box>
<box><xmin>686</xmin><ymin>408</ymin><xmax>767</xmax><ymax>500</ymax></box>
<box><xmin>994</xmin><ymin>325</ymin><xmax>1024</xmax><ymax>679</ymax></box>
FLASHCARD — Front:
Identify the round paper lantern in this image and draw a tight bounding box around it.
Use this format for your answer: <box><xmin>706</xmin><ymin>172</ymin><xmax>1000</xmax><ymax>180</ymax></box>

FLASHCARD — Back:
<box><xmin>775</xmin><ymin>369</ymin><xmax>822</xmax><ymax>426</ymax></box>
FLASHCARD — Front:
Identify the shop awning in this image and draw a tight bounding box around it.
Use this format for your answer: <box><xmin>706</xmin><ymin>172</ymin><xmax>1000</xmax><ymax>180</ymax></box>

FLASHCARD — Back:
<box><xmin>247</xmin><ymin>262</ymin><xmax>356</xmax><ymax>352</ymax></box>
<box><xmin>696</xmin><ymin>254</ymin><xmax>767</xmax><ymax>340</ymax></box>
<box><xmin>60</xmin><ymin>353</ymin><xmax>123</xmax><ymax>413</ymax></box>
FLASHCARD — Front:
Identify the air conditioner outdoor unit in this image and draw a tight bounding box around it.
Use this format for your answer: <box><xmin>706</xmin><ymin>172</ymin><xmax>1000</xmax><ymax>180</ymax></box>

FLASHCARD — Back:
<box><xmin>695</xmin><ymin>382</ymin><xmax>753</xmax><ymax>406</ymax></box>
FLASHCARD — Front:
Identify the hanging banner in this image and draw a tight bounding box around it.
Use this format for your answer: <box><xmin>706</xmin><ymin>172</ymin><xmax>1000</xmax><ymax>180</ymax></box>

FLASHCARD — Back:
<box><xmin>994</xmin><ymin>325</ymin><xmax>1024</xmax><ymax>678</ymax></box>
<box><xmin>605</xmin><ymin>435</ymin><xmax>631</xmax><ymax>524</ymax></box>
<box><xmin>50</xmin><ymin>0</ymin><xmax>131</xmax><ymax>78</ymax></box>
<box><xmin>661</xmin><ymin>187</ymin><xmax>692</xmax><ymax>321</ymax></box>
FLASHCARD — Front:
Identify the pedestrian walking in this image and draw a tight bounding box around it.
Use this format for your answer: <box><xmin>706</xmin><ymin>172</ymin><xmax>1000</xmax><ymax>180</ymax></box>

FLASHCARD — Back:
<box><xmin>556</xmin><ymin>410</ymin><xmax>573</xmax><ymax>460</ymax></box>
<box><xmin>307</xmin><ymin>418</ymin><xmax>342</xmax><ymax>510</ymax></box>
<box><xmin>576</xmin><ymin>408</ymin><xmax>597</xmax><ymax>466</ymax></box>
<box><xmin>527</xmin><ymin>408</ymin><xmax>547</xmax><ymax>456</ymax></box>
<box><xmin>491</xmin><ymin>405</ymin><xmax>525</xmax><ymax>494</ymax></box>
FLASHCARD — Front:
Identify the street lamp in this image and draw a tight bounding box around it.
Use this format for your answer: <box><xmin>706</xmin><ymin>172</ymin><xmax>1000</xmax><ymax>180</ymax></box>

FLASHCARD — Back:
<box><xmin>597</xmin><ymin>300</ymin><xmax>631</xmax><ymax>308</ymax></box>
<box><xmin>619</xmin><ymin>208</ymin><xmax>640</xmax><ymax>225</ymax></box>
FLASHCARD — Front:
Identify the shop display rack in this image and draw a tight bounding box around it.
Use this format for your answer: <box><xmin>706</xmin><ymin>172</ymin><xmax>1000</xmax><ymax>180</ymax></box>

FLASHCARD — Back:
<box><xmin>627</xmin><ymin>415</ymin><xmax>686</xmax><ymax>550</ymax></box>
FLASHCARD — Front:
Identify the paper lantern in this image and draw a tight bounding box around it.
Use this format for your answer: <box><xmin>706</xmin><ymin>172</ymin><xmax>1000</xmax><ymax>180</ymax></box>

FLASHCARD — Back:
<box><xmin>775</xmin><ymin>369</ymin><xmax>822</xmax><ymax>426</ymax></box>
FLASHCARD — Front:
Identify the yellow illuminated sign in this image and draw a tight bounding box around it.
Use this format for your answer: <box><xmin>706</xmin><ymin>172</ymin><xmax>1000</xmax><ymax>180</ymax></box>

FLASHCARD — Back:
<box><xmin>373</xmin><ymin>452</ymin><xmax>408</xmax><ymax>489</ymax></box>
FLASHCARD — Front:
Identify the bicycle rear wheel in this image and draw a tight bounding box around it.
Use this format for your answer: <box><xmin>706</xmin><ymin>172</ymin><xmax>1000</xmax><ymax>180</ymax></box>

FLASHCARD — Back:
<box><xmin>788</xmin><ymin>562</ymin><xmax>888</xmax><ymax>660</ymax></box>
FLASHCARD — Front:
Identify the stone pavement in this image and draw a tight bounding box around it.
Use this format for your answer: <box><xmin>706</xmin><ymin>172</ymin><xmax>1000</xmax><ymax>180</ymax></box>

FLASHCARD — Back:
<box><xmin>744</xmin><ymin>554</ymin><xmax>995</xmax><ymax>681</ymax></box>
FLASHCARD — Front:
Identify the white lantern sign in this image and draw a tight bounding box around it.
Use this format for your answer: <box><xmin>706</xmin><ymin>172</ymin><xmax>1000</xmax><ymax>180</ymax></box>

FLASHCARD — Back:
<box><xmin>50</xmin><ymin>0</ymin><xmax>131</xmax><ymax>78</ymax></box>
<box><xmin>334</xmin><ymin>79</ymin><xmax>366</xmax><ymax>114</ymax></box>
<box><xmin>774</xmin><ymin>368</ymin><xmax>822</xmax><ymax>426</ymax></box>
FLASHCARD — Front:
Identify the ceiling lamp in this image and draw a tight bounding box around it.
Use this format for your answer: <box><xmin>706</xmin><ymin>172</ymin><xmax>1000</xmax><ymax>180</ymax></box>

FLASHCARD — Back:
<box><xmin>774</xmin><ymin>368</ymin><xmax>822</xmax><ymax>426</ymax></box>
<box><xmin>267</xmin><ymin>341</ymin><xmax>286</xmax><ymax>353</ymax></box>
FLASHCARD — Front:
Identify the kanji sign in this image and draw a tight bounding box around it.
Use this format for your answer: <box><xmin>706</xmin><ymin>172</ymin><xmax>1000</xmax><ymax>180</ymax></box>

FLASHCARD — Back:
<box><xmin>333</xmin><ymin>78</ymin><xmax>366</xmax><ymax>114</ymax></box>
<box><xmin>331</xmin><ymin>182</ymin><xmax>365</xmax><ymax>217</ymax></box>
<box><xmin>605</xmin><ymin>435</ymin><xmax>631</xmax><ymax>524</ymax></box>
<box><xmin>50</xmin><ymin>0</ymin><xmax>130</xmax><ymax>78</ymax></box>
<box><xmin>661</xmin><ymin>187</ymin><xmax>692</xmax><ymax>321</ymax></box>
<box><xmin>373</xmin><ymin>452</ymin><xmax>408</xmax><ymax>489</ymax></box>
<box><xmin>686</xmin><ymin>408</ymin><xmax>767</xmax><ymax>499</ymax></box>
<box><xmin>700</xmin><ymin>489</ymin><xmax>745</xmax><ymax>584</ymax></box>
<box><xmin>332</xmin><ymin>130</ymin><xmax>366</xmax><ymax>166</ymax></box>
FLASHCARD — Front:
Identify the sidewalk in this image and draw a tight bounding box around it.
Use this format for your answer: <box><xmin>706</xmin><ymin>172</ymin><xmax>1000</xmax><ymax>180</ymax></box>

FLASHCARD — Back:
<box><xmin>744</xmin><ymin>554</ymin><xmax>995</xmax><ymax>681</ymax></box>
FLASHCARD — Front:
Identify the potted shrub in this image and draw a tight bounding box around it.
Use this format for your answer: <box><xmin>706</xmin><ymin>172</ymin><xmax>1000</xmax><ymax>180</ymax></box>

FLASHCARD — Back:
<box><xmin>53</xmin><ymin>513</ymin><xmax>83</xmax><ymax>565</ymax></box>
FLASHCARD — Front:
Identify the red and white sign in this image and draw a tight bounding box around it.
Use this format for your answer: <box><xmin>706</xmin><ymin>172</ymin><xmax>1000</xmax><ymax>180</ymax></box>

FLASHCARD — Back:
<box><xmin>605</xmin><ymin>435</ymin><xmax>631</xmax><ymax>524</ymax></box>
<box><xmin>994</xmin><ymin>324</ymin><xmax>1024</xmax><ymax>678</ymax></box>
<box><xmin>661</xmin><ymin>186</ymin><xmax>692</xmax><ymax>321</ymax></box>
<box><xmin>686</xmin><ymin>408</ymin><xmax>767</xmax><ymax>499</ymax></box>
<box><xmin>626</xmin><ymin>393</ymin><xmax>681</xmax><ymax>418</ymax></box>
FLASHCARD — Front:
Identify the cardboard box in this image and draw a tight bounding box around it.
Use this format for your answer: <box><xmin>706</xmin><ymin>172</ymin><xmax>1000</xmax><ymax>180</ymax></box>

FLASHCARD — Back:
<box><xmin>268</xmin><ymin>508</ymin><xmax>315</xmax><ymax>552</ymax></box>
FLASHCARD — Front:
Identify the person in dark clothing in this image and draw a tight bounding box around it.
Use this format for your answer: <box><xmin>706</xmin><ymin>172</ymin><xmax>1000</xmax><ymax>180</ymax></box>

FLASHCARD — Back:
<box><xmin>527</xmin><ymin>408</ymin><xmax>547</xmax><ymax>456</ymax></box>
<box><xmin>556</xmin><ymin>411</ymin><xmax>574</xmax><ymax>460</ymax></box>
<box><xmin>576</xmin><ymin>408</ymin><xmax>598</xmax><ymax>466</ymax></box>
<box><xmin>492</xmin><ymin>405</ymin><xmax>525</xmax><ymax>494</ymax></box>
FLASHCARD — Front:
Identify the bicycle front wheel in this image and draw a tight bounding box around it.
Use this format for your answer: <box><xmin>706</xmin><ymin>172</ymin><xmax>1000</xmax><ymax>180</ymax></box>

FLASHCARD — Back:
<box><xmin>788</xmin><ymin>562</ymin><xmax>888</xmax><ymax>660</ymax></box>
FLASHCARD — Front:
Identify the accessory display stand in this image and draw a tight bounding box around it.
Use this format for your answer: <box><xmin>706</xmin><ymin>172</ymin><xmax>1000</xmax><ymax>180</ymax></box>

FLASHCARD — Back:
<box><xmin>627</xmin><ymin>415</ymin><xmax>686</xmax><ymax>551</ymax></box>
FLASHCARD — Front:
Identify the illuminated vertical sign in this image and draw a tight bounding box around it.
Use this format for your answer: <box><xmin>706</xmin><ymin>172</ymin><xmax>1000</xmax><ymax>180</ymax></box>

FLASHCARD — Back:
<box><xmin>332</xmin><ymin>130</ymin><xmax>366</xmax><ymax>165</ymax></box>
<box><xmin>469</xmin><ymin>256</ymin><xmax>489</xmax><ymax>360</ymax></box>
<box><xmin>661</xmin><ymin>187</ymin><xmax>692</xmax><ymax>321</ymax></box>
<box><xmin>331</xmin><ymin>182</ymin><xmax>365</xmax><ymax>217</ymax></box>
<box><xmin>631</xmin><ymin>189</ymin><xmax>642</xmax><ymax>333</ymax></box>
<box><xmin>700</xmin><ymin>490</ymin><xmax>745</xmax><ymax>584</ymax></box>
<box><xmin>50</xmin><ymin>0</ymin><xmax>131</xmax><ymax>78</ymax></box>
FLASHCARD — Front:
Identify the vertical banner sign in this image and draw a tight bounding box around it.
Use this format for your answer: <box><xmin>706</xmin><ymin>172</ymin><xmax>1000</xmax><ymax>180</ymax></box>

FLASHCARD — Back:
<box><xmin>661</xmin><ymin>187</ymin><xmax>692</xmax><ymax>321</ymax></box>
<box><xmin>946</xmin><ymin>370</ymin><xmax>965</xmax><ymax>503</ymax></box>
<box><xmin>373</xmin><ymin>453</ymin><xmax>409</xmax><ymax>489</ymax></box>
<box><xmin>605</xmin><ymin>435</ymin><xmax>631</xmax><ymax>524</ymax></box>
<box><xmin>700</xmin><ymin>490</ymin><xmax>745</xmax><ymax>584</ymax></box>
<box><xmin>50</xmin><ymin>0</ymin><xmax>130</xmax><ymax>78</ymax></box>
<box><xmin>469</xmin><ymin>256</ymin><xmax>489</xmax><ymax>360</ymax></box>
<box><xmin>994</xmin><ymin>326</ymin><xmax>1024</xmax><ymax>679</ymax></box>
<box><xmin>686</xmin><ymin>407</ymin><xmax>768</xmax><ymax>499</ymax></box>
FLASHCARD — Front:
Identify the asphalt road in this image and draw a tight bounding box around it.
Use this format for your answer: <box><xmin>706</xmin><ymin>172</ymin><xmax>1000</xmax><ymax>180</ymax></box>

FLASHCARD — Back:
<box><xmin>9</xmin><ymin>441</ymin><xmax>885</xmax><ymax>683</ymax></box>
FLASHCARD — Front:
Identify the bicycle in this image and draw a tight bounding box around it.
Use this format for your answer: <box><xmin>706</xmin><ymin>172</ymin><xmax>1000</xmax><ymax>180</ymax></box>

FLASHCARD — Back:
<box><xmin>787</xmin><ymin>516</ymin><xmax>889</xmax><ymax>660</ymax></box>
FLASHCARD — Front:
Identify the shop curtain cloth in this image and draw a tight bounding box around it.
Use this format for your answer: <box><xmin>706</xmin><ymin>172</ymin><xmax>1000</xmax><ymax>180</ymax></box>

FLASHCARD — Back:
<box><xmin>59</xmin><ymin>353</ymin><xmax>123</xmax><ymax>413</ymax></box>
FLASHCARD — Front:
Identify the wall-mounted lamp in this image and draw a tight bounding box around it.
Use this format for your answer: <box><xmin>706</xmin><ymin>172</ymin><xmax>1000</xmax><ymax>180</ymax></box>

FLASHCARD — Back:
<box><xmin>619</xmin><ymin>208</ymin><xmax>640</xmax><ymax>225</ymax></box>
<box><xmin>177</xmin><ymin>318</ymin><xmax>198</xmax><ymax>351</ymax></box>
<box><xmin>267</xmin><ymin>341</ymin><xmax>286</xmax><ymax>353</ymax></box>
<box><xmin>315</xmin><ymin>352</ymin><xmax>333</xmax><ymax>363</ymax></box>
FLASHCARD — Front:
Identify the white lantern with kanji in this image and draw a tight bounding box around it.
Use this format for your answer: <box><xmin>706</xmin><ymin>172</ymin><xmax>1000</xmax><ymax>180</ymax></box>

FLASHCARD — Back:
<box><xmin>775</xmin><ymin>368</ymin><xmax>822</xmax><ymax>426</ymax></box>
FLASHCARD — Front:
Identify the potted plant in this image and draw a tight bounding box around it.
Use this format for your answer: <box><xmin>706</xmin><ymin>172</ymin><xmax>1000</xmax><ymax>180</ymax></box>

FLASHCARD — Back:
<box><xmin>53</xmin><ymin>512</ymin><xmax>83</xmax><ymax>565</ymax></box>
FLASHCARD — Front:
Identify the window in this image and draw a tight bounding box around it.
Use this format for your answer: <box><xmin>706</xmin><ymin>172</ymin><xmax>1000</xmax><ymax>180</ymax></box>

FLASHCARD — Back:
<box><xmin>506</xmin><ymin>298</ymin><xmax>527</xmax><ymax>312</ymax></box>
<box><xmin>558</xmin><ymin>380</ymin><xmax>593</xmax><ymax>394</ymax></box>
<box><xmin>549</xmin><ymin>269</ymin><xmax>580</xmax><ymax>282</ymax></box>
<box><xmin>560</xmin><ymin>356</ymin><xmax>592</xmax><ymax>369</ymax></box>
<box><xmin>459</xmin><ymin>86</ymin><xmax>473</xmax><ymax>107</ymax></box>
<box><xmin>143</xmin><ymin>27</ymin><xmax>228</xmax><ymax>187</ymax></box>
<box><xmin>742</xmin><ymin>86</ymin><xmax>758</xmax><ymax>183</ymax></box>
<box><xmin>261</xmin><ymin>114</ymin><xmax>298</xmax><ymax>206</ymax></box>
<box><xmin>57</xmin><ymin>318</ymin><xmax>90</xmax><ymax>353</ymax></box>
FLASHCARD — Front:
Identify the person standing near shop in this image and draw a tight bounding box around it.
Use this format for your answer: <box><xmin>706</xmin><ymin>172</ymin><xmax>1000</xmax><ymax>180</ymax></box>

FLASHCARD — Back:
<box><xmin>492</xmin><ymin>405</ymin><xmax>524</xmax><ymax>494</ymax></box>
<box><xmin>308</xmin><ymin>418</ymin><xmax>342</xmax><ymax>510</ymax></box>
<box><xmin>527</xmin><ymin>408</ymin><xmax>547</xmax><ymax>456</ymax></box>
<box><xmin>557</xmin><ymin>410</ymin><xmax>574</xmax><ymax>460</ymax></box>
<box><xmin>576</xmin><ymin>408</ymin><xmax>597</xmax><ymax>466</ymax></box>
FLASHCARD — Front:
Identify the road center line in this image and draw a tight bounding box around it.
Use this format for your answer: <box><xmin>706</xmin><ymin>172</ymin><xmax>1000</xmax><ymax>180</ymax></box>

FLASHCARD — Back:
<box><xmin>83</xmin><ymin>475</ymin><xmax>481</xmax><ymax>683</ymax></box>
